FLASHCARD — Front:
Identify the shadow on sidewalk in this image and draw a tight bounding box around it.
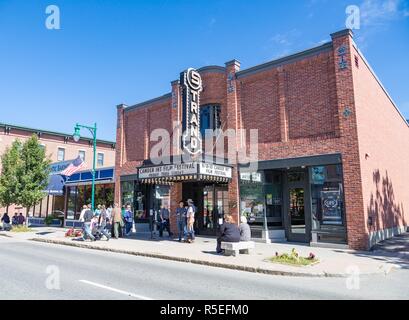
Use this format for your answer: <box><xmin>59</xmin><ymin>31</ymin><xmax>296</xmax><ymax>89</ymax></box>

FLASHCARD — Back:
<box><xmin>346</xmin><ymin>233</ymin><xmax>409</xmax><ymax>270</ymax></box>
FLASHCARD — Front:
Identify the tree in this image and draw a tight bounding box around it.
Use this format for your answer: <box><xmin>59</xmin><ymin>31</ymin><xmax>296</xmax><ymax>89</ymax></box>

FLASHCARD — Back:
<box><xmin>0</xmin><ymin>140</ymin><xmax>22</xmax><ymax>211</ymax></box>
<box><xmin>17</xmin><ymin>135</ymin><xmax>51</xmax><ymax>214</ymax></box>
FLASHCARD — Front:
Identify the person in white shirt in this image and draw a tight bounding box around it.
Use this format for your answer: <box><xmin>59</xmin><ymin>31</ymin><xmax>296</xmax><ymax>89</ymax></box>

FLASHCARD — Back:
<box><xmin>186</xmin><ymin>199</ymin><xmax>196</xmax><ymax>243</ymax></box>
<box><xmin>79</xmin><ymin>205</ymin><xmax>87</xmax><ymax>222</ymax></box>
<box><xmin>106</xmin><ymin>205</ymin><xmax>112</xmax><ymax>220</ymax></box>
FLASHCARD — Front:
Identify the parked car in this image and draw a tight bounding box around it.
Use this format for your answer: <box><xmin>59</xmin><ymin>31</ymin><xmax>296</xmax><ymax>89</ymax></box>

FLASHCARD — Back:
<box><xmin>50</xmin><ymin>210</ymin><xmax>75</xmax><ymax>219</ymax></box>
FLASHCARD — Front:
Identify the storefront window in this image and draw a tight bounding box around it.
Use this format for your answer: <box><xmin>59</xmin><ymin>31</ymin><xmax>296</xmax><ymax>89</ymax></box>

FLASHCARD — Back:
<box><xmin>239</xmin><ymin>172</ymin><xmax>265</xmax><ymax>229</ymax></box>
<box><xmin>310</xmin><ymin>165</ymin><xmax>345</xmax><ymax>229</ymax></box>
<box><xmin>154</xmin><ymin>185</ymin><xmax>170</xmax><ymax>210</ymax></box>
<box><xmin>104</xmin><ymin>185</ymin><xmax>114</xmax><ymax>208</ymax></box>
<box><xmin>264</xmin><ymin>171</ymin><xmax>283</xmax><ymax>227</ymax></box>
<box><xmin>67</xmin><ymin>186</ymin><xmax>77</xmax><ymax>219</ymax></box>
<box><xmin>76</xmin><ymin>186</ymin><xmax>85</xmax><ymax>213</ymax></box>
<box><xmin>84</xmin><ymin>185</ymin><xmax>92</xmax><ymax>206</ymax></box>
<box><xmin>121</xmin><ymin>181</ymin><xmax>134</xmax><ymax>209</ymax></box>
<box><xmin>134</xmin><ymin>184</ymin><xmax>146</xmax><ymax>220</ymax></box>
<box><xmin>52</xmin><ymin>195</ymin><xmax>65</xmax><ymax>214</ymax></box>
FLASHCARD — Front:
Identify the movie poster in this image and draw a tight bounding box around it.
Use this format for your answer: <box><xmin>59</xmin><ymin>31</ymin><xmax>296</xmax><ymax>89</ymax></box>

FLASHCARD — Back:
<box><xmin>321</xmin><ymin>190</ymin><xmax>342</xmax><ymax>225</ymax></box>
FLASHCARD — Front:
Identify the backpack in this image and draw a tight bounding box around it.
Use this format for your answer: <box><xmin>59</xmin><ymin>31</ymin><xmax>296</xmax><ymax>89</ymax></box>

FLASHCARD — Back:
<box><xmin>84</xmin><ymin>210</ymin><xmax>93</xmax><ymax>222</ymax></box>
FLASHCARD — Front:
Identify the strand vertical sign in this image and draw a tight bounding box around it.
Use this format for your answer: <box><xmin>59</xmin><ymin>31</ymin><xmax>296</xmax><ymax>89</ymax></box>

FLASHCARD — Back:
<box><xmin>181</xmin><ymin>68</ymin><xmax>202</xmax><ymax>155</ymax></box>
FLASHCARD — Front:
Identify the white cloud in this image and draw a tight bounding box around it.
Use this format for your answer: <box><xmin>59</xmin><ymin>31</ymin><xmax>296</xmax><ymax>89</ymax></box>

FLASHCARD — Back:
<box><xmin>270</xmin><ymin>34</ymin><xmax>292</xmax><ymax>46</ymax></box>
<box><xmin>360</xmin><ymin>0</ymin><xmax>406</xmax><ymax>26</ymax></box>
<box><xmin>354</xmin><ymin>0</ymin><xmax>407</xmax><ymax>49</ymax></box>
<box><xmin>269</xmin><ymin>29</ymin><xmax>299</xmax><ymax>46</ymax></box>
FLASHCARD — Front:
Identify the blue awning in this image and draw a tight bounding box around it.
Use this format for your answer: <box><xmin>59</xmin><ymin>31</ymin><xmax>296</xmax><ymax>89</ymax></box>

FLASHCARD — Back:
<box><xmin>44</xmin><ymin>174</ymin><xmax>66</xmax><ymax>196</ymax></box>
<box><xmin>65</xmin><ymin>168</ymin><xmax>114</xmax><ymax>185</ymax></box>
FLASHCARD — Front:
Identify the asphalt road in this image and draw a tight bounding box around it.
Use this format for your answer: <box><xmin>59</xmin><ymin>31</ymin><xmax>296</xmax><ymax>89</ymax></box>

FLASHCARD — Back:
<box><xmin>0</xmin><ymin>237</ymin><xmax>408</xmax><ymax>300</ymax></box>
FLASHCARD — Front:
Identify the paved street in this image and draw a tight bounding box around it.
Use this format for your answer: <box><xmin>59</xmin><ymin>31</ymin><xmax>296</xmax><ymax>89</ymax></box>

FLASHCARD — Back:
<box><xmin>0</xmin><ymin>237</ymin><xmax>408</xmax><ymax>300</ymax></box>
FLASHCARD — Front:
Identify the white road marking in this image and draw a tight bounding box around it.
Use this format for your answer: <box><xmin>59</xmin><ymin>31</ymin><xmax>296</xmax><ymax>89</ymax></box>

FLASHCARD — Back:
<box><xmin>79</xmin><ymin>280</ymin><xmax>153</xmax><ymax>300</ymax></box>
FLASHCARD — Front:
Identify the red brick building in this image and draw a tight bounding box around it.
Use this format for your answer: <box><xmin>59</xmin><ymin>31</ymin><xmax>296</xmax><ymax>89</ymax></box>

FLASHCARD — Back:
<box><xmin>114</xmin><ymin>29</ymin><xmax>409</xmax><ymax>250</ymax></box>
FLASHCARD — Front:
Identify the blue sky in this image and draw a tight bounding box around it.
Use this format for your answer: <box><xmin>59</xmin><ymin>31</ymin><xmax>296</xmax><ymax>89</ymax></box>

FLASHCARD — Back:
<box><xmin>0</xmin><ymin>0</ymin><xmax>408</xmax><ymax>141</ymax></box>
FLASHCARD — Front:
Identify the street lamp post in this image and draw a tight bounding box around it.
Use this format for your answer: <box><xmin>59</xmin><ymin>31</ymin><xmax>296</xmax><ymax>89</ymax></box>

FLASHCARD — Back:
<box><xmin>73</xmin><ymin>123</ymin><xmax>97</xmax><ymax>211</ymax></box>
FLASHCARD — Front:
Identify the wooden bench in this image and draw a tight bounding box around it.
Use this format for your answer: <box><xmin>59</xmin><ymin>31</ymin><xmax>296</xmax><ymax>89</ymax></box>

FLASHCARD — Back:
<box><xmin>221</xmin><ymin>241</ymin><xmax>255</xmax><ymax>256</ymax></box>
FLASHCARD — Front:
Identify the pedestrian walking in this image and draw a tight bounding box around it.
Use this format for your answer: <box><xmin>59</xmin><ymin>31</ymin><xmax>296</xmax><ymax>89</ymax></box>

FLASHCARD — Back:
<box><xmin>175</xmin><ymin>201</ymin><xmax>187</xmax><ymax>242</ymax></box>
<box><xmin>97</xmin><ymin>207</ymin><xmax>111</xmax><ymax>241</ymax></box>
<box><xmin>17</xmin><ymin>213</ymin><xmax>26</xmax><ymax>225</ymax></box>
<box><xmin>121</xmin><ymin>205</ymin><xmax>126</xmax><ymax>236</ymax></box>
<box><xmin>95</xmin><ymin>205</ymin><xmax>102</xmax><ymax>217</ymax></box>
<box><xmin>79</xmin><ymin>205</ymin><xmax>87</xmax><ymax>222</ymax></box>
<box><xmin>106</xmin><ymin>205</ymin><xmax>112</xmax><ymax>220</ymax></box>
<box><xmin>123</xmin><ymin>205</ymin><xmax>134</xmax><ymax>236</ymax></box>
<box><xmin>1</xmin><ymin>213</ymin><xmax>11</xmax><ymax>231</ymax></box>
<box><xmin>111</xmin><ymin>203</ymin><xmax>123</xmax><ymax>239</ymax></box>
<box><xmin>82</xmin><ymin>205</ymin><xmax>95</xmax><ymax>241</ymax></box>
<box><xmin>103</xmin><ymin>205</ymin><xmax>112</xmax><ymax>233</ymax></box>
<box><xmin>186</xmin><ymin>199</ymin><xmax>196</xmax><ymax>243</ymax></box>
<box><xmin>12</xmin><ymin>213</ymin><xmax>18</xmax><ymax>226</ymax></box>
<box><xmin>159</xmin><ymin>205</ymin><xmax>172</xmax><ymax>238</ymax></box>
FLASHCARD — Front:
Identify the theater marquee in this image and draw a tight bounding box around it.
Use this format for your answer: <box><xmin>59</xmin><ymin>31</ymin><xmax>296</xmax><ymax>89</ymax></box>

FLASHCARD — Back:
<box><xmin>138</xmin><ymin>162</ymin><xmax>232</xmax><ymax>183</ymax></box>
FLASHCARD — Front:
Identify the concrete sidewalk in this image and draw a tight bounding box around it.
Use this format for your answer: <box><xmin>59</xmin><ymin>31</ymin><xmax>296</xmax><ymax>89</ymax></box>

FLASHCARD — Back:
<box><xmin>1</xmin><ymin>227</ymin><xmax>406</xmax><ymax>277</ymax></box>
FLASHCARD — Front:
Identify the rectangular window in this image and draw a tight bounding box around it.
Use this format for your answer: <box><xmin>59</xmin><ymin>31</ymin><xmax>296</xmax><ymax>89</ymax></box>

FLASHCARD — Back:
<box><xmin>57</xmin><ymin>148</ymin><xmax>65</xmax><ymax>161</ymax></box>
<box><xmin>239</xmin><ymin>172</ymin><xmax>265</xmax><ymax>236</ymax></box>
<box><xmin>310</xmin><ymin>164</ymin><xmax>346</xmax><ymax>244</ymax></box>
<box><xmin>78</xmin><ymin>150</ymin><xmax>85</xmax><ymax>162</ymax></box>
<box><xmin>200</xmin><ymin>104</ymin><xmax>222</xmax><ymax>137</ymax></box>
<box><xmin>97</xmin><ymin>153</ymin><xmax>104</xmax><ymax>166</ymax></box>
<box><xmin>310</xmin><ymin>165</ymin><xmax>344</xmax><ymax>226</ymax></box>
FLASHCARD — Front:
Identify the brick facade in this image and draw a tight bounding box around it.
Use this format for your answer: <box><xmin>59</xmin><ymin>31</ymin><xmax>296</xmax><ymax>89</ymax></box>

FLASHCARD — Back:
<box><xmin>115</xmin><ymin>29</ymin><xmax>408</xmax><ymax>250</ymax></box>
<box><xmin>0</xmin><ymin>123</ymin><xmax>115</xmax><ymax>217</ymax></box>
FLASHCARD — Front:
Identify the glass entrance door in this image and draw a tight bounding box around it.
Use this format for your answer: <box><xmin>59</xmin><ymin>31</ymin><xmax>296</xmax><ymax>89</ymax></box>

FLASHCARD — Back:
<box><xmin>289</xmin><ymin>188</ymin><xmax>306</xmax><ymax>236</ymax></box>
<box><xmin>201</xmin><ymin>184</ymin><xmax>228</xmax><ymax>235</ymax></box>
<box><xmin>182</xmin><ymin>183</ymin><xmax>228</xmax><ymax>236</ymax></box>
<box><xmin>285</xmin><ymin>170</ymin><xmax>310</xmax><ymax>242</ymax></box>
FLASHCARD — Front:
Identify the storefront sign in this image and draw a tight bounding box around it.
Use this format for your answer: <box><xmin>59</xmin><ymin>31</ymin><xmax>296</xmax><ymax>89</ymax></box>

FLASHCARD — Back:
<box><xmin>138</xmin><ymin>162</ymin><xmax>232</xmax><ymax>180</ymax></box>
<box><xmin>199</xmin><ymin>163</ymin><xmax>232</xmax><ymax>179</ymax></box>
<box><xmin>321</xmin><ymin>190</ymin><xmax>342</xmax><ymax>225</ymax></box>
<box><xmin>138</xmin><ymin>163</ymin><xmax>198</xmax><ymax>179</ymax></box>
<box><xmin>49</xmin><ymin>160</ymin><xmax>71</xmax><ymax>175</ymax></box>
<box><xmin>239</xmin><ymin>172</ymin><xmax>262</xmax><ymax>182</ymax></box>
<box><xmin>311</xmin><ymin>166</ymin><xmax>326</xmax><ymax>185</ymax></box>
<box><xmin>181</xmin><ymin>68</ymin><xmax>202</xmax><ymax>155</ymax></box>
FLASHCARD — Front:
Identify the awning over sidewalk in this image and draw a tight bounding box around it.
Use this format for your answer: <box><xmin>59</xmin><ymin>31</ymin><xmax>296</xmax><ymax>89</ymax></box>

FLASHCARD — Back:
<box><xmin>137</xmin><ymin>161</ymin><xmax>232</xmax><ymax>184</ymax></box>
<box><xmin>44</xmin><ymin>174</ymin><xmax>66</xmax><ymax>195</ymax></box>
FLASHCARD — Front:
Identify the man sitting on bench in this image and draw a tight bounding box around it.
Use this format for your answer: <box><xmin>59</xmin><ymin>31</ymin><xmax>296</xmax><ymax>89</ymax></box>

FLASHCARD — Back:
<box><xmin>216</xmin><ymin>214</ymin><xmax>240</xmax><ymax>254</ymax></box>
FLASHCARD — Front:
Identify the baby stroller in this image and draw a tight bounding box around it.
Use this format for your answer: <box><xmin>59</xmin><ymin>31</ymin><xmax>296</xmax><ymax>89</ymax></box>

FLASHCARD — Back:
<box><xmin>91</xmin><ymin>224</ymin><xmax>102</xmax><ymax>240</ymax></box>
<box><xmin>92</xmin><ymin>222</ymin><xmax>111</xmax><ymax>241</ymax></box>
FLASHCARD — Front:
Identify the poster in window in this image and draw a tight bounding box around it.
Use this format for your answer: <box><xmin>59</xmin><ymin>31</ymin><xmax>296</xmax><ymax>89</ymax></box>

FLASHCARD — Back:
<box><xmin>321</xmin><ymin>190</ymin><xmax>342</xmax><ymax>225</ymax></box>
<box><xmin>266</xmin><ymin>194</ymin><xmax>273</xmax><ymax>205</ymax></box>
<box><xmin>312</xmin><ymin>166</ymin><xmax>326</xmax><ymax>185</ymax></box>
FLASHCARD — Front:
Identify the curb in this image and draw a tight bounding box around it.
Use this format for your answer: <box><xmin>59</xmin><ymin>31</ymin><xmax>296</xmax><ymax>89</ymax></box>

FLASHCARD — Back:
<box><xmin>29</xmin><ymin>238</ymin><xmax>349</xmax><ymax>278</ymax></box>
<box><xmin>0</xmin><ymin>233</ymin><xmax>12</xmax><ymax>238</ymax></box>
